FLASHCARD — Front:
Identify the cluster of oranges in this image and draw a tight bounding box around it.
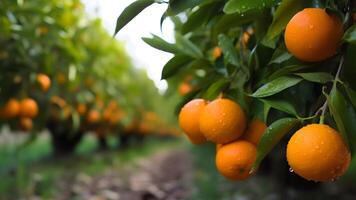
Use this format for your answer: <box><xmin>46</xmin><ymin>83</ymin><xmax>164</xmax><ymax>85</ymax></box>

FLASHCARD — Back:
<box><xmin>0</xmin><ymin>98</ymin><xmax>39</xmax><ymax>131</ymax></box>
<box><xmin>179</xmin><ymin>97</ymin><xmax>350</xmax><ymax>181</ymax></box>
<box><xmin>179</xmin><ymin>98</ymin><xmax>262</xmax><ymax>180</ymax></box>
<box><xmin>177</xmin><ymin>8</ymin><xmax>352</xmax><ymax>182</ymax></box>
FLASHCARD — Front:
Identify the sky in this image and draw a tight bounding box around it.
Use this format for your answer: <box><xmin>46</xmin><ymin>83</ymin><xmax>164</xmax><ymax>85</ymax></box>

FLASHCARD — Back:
<box><xmin>81</xmin><ymin>0</ymin><xmax>175</xmax><ymax>91</ymax></box>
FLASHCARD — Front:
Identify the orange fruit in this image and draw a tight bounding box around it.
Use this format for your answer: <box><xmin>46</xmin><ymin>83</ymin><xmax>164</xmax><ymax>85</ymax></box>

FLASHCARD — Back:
<box><xmin>86</xmin><ymin>110</ymin><xmax>100</xmax><ymax>123</ymax></box>
<box><xmin>287</xmin><ymin>124</ymin><xmax>351</xmax><ymax>182</ymax></box>
<box><xmin>20</xmin><ymin>117</ymin><xmax>33</xmax><ymax>131</ymax></box>
<box><xmin>285</xmin><ymin>8</ymin><xmax>343</xmax><ymax>62</ymax></box>
<box><xmin>76</xmin><ymin>103</ymin><xmax>87</xmax><ymax>115</ymax></box>
<box><xmin>56</xmin><ymin>73</ymin><xmax>66</xmax><ymax>85</ymax></box>
<box><xmin>109</xmin><ymin>112</ymin><xmax>123</xmax><ymax>126</ymax></box>
<box><xmin>178</xmin><ymin>99</ymin><xmax>207</xmax><ymax>144</ymax></box>
<box><xmin>216</xmin><ymin>144</ymin><xmax>223</xmax><ymax>151</ymax></box>
<box><xmin>19</xmin><ymin>98</ymin><xmax>38</xmax><ymax>118</ymax></box>
<box><xmin>36</xmin><ymin>74</ymin><xmax>51</xmax><ymax>92</ymax></box>
<box><xmin>200</xmin><ymin>98</ymin><xmax>246</xmax><ymax>144</ymax></box>
<box><xmin>216</xmin><ymin>140</ymin><xmax>256</xmax><ymax>180</ymax></box>
<box><xmin>179</xmin><ymin>82</ymin><xmax>193</xmax><ymax>96</ymax></box>
<box><xmin>36</xmin><ymin>26</ymin><xmax>49</xmax><ymax>35</ymax></box>
<box><xmin>241</xmin><ymin>119</ymin><xmax>267</xmax><ymax>146</ymax></box>
<box><xmin>212</xmin><ymin>47</ymin><xmax>222</xmax><ymax>60</ymax></box>
<box><xmin>0</xmin><ymin>99</ymin><xmax>20</xmax><ymax>119</ymax></box>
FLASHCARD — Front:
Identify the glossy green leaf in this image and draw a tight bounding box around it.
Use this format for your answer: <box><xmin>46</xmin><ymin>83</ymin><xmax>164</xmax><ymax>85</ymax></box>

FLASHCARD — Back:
<box><xmin>214</xmin><ymin>11</ymin><xmax>261</xmax><ymax>34</ymax></box>
<box><xmin>182</xmin><ymin>2</ymin><xmax>219</xmax><ymax>34</ymax></box>
<box><xmin>260</xmin><ymin>97</ymin><xmax>298</xmax><ymax>116</ymax></box>
<box><xmin>142</xmin><ymin>34</ymin><xmax>180</xmax><ymax>54</ymax></box>
<box><xmin>251</xmin><ymin>76</ymin><xmax>302</xmax><ymax>98</ymax></box>
<box><xmin>328</xmin><ymin>84</ymin><xmax>356</xmax><ymax>152</ymax></box>
<box><xmin>218</xmin><ymin>34</ymin><xmax>239</xmax><ymax>66</ymax></box>
<box><xmin>262</xmin><ymin>0</ymin><xmax>307</xmax><ymax>47</ymax></box>
<box><xmin>344</xmin><ymin>85</ymin><xmax>356</xmax><ymax>108</ymax></box>
<box><xmin>161</xmin><ymin>55</ymin><xmax>192</xmax><ymax>79</ymax></box>
<box><xmin>175</xmin><ymin>33</ymin><xmax>204</xmax><ymax>58</ymax></box>
<box><xmin>268</xmin><ymin>65</ymin><xmax>309</xmax><ymax>80</ymax></box>
<box><xmin>114</xmin><ymin>0</ymin><xmax>155</xmax><ymax>35</ymax></box>
<box><xmin>251</xmin><ymin>118</ymin><xmax>300</xmax><ymax>172</ymax></box>
<box><xmin>224</xmin><ymin>0</ymin><xmax>279</xmax><ymax>14</ymax></box>
<box><xmin>268</xmin><ymin>44</ymin><xmax>292</xmax><ymax>64</ymax></box>
<box><xmin>203</xmin><ymin>79</ymin><xmax>230</xmax><ymax>100</ymax></box>
<box><xmin>168</xmin><ymin>0</ymin><xmax>205</xmax><ymax>15</ymax></box>
<box><xmin>343</xmin><ymin>24</ymin><xmax>356</xmax><ymax>44</ymax></box>
<box><xmin>294</xmin><ymin>72</ymin><xmax>333</xmax><ymax>84</ymax></box>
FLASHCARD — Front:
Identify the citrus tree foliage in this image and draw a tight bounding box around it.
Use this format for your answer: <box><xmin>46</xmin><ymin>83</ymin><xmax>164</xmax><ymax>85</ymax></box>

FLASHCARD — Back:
<box><xmin>0</xmin><ymin>0</ymin><xmax>177</xmax><ymax>136</ymax></box>
<box><xmin>116</xmin><ymin>0</ymin><xmax>356</xmax><ymax>170</ymax></box>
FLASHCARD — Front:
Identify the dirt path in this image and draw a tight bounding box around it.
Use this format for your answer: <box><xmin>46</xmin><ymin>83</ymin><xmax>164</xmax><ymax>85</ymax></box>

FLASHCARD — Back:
<box><xmin>55</xmin><ymin>149</ymin><xmax>193</xmax><ymax>200</ymax></box>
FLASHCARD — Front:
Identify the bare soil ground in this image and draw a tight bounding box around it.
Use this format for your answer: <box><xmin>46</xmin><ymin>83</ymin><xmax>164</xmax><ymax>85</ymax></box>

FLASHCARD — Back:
<box><xmin>54</xmin><ymin>149</ymin><xmax>193</xmax><ymax>200</ymax></box>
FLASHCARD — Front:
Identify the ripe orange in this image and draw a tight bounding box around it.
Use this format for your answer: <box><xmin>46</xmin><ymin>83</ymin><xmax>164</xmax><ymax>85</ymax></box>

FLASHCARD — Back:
<box><xmin>19</xmin><ymin>98</ymin><xmax>38</xmax><ymax>118</ymax></box>
<box><xmin>76</xmin><ymin>103</ymin><xmax>87</xmax><ymax>115</ymax></box>
<box><xmin>212</xmin><ymin>47</ymin><xmax>222</xmax><ymax>60</ymax></box>
<box><xmin>285</xmin><ymin>8</ymin><xmax>343</xmax><ymax>62</ymax></box>
<box><xmin>36</xmin><ymin>74</ymin><xmax>51</xmax><ymax>92</ymax></box>
<box><xmin>20</xmin><ymin>117</ymin><xmax>33</xmax><ymax>131</ymax></box>
<box><xmin>86</xmin><ymin>110</ymin><xmax>100</xmax><ymax>123</ymax></box>
<box><xmin>178</xmin><ymin>99</ymin><xmax>207</xmax><ymax>144</ymax></box>
<box><xmin>241</xmin><ymin>119</ymin><xmax>267</xmax><ymax>146</ymax></box>
<box><xmin>200</xmin><ymin>98</ymin><xmax>246</xmax><ymax>144</ymax></box>
<box><xmin>216</xmin><ymin>140</ymin><xmax>256</xmax><ymax>180</ymax></box>
<box><xmin>178</xmin><ymin>82</ymin><xmax>193</xmax><ymax>96</ymax></box>
<box><xmin>287</xmin><ymin>124</ymin><xmax>351</xmax><ymax>182</ymax></box>
<box><xmin>56</xmin><ymin>73</ymin><xmax>66</xmax><ymax>85</ymax></box>
<box><xmin>0</xmin><ymin>99</ymin><xmax>20</xmax><ymax>119</ymax></box>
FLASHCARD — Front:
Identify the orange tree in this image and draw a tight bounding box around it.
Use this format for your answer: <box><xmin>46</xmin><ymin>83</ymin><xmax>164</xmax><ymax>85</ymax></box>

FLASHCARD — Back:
<box><xmin>0</xmin><ymin>0</ymin><xmax>178</xmax><ymax>154</ymax></box>
<box><xmin>116</xmin><ymin>0</ymin><xmax>356</xmax><ymax>183</ymax></box>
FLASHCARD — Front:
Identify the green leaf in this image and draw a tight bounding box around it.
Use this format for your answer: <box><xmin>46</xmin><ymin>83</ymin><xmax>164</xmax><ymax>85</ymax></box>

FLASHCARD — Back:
<box><xmin>214</xmin><ymin>11</ymin><xmax>261</xmax><ymax>34</ymax></box>
<box><xmin>344</xmin><ymin>85</ymin><xmax>356</xmax><ymax>108</ymax></box>
<box><xmin>175</xmin><ymin>33</ymin><xmax>204</xmax><ymax>58</ymax></box>
<box><xmin>268</xmin><ymin>65</ymin><xmax>309</xmax><ymax>80</ymax></box>
<box><xmin>251</xmin><ymin>76</ymin><xmax>302</xmax><ymax>98</ymax></box>
<box><xmin>161</xmin><ymin>55</ymin><xmax>192</xmax><ymax>79</ymax></box>
<box><xmin>260</xmin><ymin>97</ymin><xmax>298</xmax><ymax>116</ymax></box>
<box><xmin>264</xmin><ymin>104</ymin><xmax>271</xmax><ymax>122</ymax></box>
<box><xmin>294</xmin><ymin>72</ymin><xmax>333</xmax><ymax>84</ymax></box>
<box><xmin>142</xmin><ymin>34</ymin><xmax>180</xmax><ymax>54</ymax></box>
<box><xmin>203</xmin><ymin>79</ymin><xmax>230</xmax><ymax>100</ymax></box>
<box><xmin>268</xmin><ymin>44</ymin><xmax>292</xmax><ymax>65</ymax></box>
<box><xmin>167</xmin><ymin>0</ymin><xmax>205</xmax><ymax>15</ymax></box>
<box><xmin>328</xmin><ymin>84</ymin><xmax>356</xmax><ymax>152</ymax></box>
<box><xmin>114</xmin><ymin>0</ymin><xmax>155</xmax><ymax>35</ymax></box>
<box><xmin>181</xmin><ymin>2</ymin><xmax>219</xmax><ymax>34</ymax></box>
<box><xmin>218</xmin><ymin>34</ymin><xmax>239</xmax><ymax>66</ymax></box>
<box><xmin>251</xmin><ymin>118</ymin><xmax>300</xmax><ymax>172</ymax></box>
<box><xmin>343</xmin><ymin>24</ymin><xmax>356</xmax><ymax>44</ymax></box>
<box><xmin>262</xmin><ymin>0</ymin><xmax>307</xmax><ymax>46</ymax></box>
<box><xmin>223</xmin><ymin>0</ymin><xmax>279</xmax><ymax>14</ymax></box>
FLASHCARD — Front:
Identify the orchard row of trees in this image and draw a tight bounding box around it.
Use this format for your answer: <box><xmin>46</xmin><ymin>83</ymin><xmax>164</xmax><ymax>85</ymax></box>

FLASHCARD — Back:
<box><xmin>0</xmin><ymin>0</ymin><xmax>179</xmax><ymax>154</ymax></box>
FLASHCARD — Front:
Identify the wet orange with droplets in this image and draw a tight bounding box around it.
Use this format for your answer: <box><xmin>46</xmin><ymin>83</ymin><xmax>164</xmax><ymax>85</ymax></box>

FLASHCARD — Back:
<box><xmin>286</xmin><ymin>124</ymin><xmax>351</xmax><ymax>182</ymax></box>
<box><xmin>285</xmin><ymin>8</ymin><xmax>343</xmax><ymax>62</ymax></box>
<box><xmin>216</xmin><ymin>140</ymin><xmax>256</xmax><ymax>180</ymax></box>
<box><xmin>178</xmin><ymin>99</ymin><xmax>207</xmax><ymax>144</ymax></box>
<box><xmin>199</xmin><ymin>98</ymin><xmax>246</xmax><ymax>144</ymax></box>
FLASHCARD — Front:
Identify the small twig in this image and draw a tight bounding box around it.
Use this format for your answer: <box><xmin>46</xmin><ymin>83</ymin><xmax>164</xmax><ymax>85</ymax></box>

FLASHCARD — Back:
<box><xmin>317</xmin><ymin>55</ymin><xmax>344</xmax><ymax>123</ymax></box>
<box><xmin>334</xmin><ymin>55</ymin><xmax>344</xmax><ymax>82</ymax></box>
